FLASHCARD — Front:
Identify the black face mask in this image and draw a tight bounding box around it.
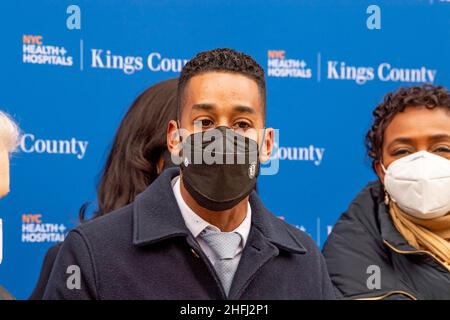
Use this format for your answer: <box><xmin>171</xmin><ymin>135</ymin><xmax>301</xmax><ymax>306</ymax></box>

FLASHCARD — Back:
<box><xmin>179</xmin><ymin>126</ymin><xmax>260</xmax><ymax>211</ymax></box>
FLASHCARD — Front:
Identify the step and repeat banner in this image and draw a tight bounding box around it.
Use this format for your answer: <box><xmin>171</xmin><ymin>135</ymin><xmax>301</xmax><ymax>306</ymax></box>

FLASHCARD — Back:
<box><xmin>0</xmin><ymin>0</ymin><xmax>449</xmax><ymax>299</ymax></box>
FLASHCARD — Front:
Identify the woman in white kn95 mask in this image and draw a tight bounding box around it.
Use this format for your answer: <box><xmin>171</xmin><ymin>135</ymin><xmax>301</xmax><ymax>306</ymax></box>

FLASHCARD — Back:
<box><xmin>323</xmin><ymin>84</ymin><xmax>450</xmax><ymax>300</ymax></box>
<box><xmin>0</xmin><ymin>110</ymin><xmax>19</xmax><ymax>300</ymax></box>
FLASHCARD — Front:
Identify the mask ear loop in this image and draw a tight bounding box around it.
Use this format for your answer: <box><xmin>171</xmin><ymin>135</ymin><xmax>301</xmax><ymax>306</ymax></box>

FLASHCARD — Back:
<box><xmin>175</xmin><ymin>90</ymin><xmax>184</xmax><ymax>143</ymax></box>
<box><xmin>171</xmin><ymin>120</ymin><xmax>185</xmax><ymax>166</ymax></box>
<box><xmin>380</xmin><ymin>162</ymin><xmax>388</xmax><ymax>174</ymax></box>
<box><xmin>380</xmin><ymin>158</ymin><xmax>390</xmax><ymax>205</ymax></box>
<box><xmin>258</xmin><ymin>127</ymin><xmax>267</xmax><ymax>159</ymax></box>
<box><xmin>176</xmin><ymin>120</ymin><xmax>183</xmax><ymax>143</ymax></box>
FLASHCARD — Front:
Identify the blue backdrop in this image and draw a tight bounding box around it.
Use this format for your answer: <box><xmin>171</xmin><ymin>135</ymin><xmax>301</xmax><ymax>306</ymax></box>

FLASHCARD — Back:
<box><xmin>0</xmin><ymin>0</ymin><xmax>449</xmax><ymax>299</ymax></box>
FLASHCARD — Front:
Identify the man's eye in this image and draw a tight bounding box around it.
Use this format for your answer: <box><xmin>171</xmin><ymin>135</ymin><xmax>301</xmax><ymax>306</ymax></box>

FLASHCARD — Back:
<box><xmin>233</xmin><ymin>121</ymin><xmax>251</xmax><ymax>130</ymax></box>
<box><xmin>200</xmin><ymin>119</ymin><xmax>214</xmax><ymax>128</ymax></box>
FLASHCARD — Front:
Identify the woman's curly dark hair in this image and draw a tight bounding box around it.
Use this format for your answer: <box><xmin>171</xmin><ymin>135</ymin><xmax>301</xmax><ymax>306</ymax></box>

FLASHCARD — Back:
<box><xmin>365</xmin><ymin>84</ymin><xmax>450</xmax><ymax>171</ymax></box>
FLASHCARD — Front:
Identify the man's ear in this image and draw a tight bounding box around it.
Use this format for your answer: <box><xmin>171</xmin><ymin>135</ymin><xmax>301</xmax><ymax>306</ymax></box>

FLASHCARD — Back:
<box><xmin>374</xmin><ymin>160</ymin><xmax>385</xmax><ymax>184</ymax></box>
<box><xmin>167</xmin><ymin>120</ymin><xmax>181</xmax><ymax>157</ymax></box>
<box><xmin>260</xmin><ymin>128</ymin><xmax>274</xmax><ymax>163</ymax></box>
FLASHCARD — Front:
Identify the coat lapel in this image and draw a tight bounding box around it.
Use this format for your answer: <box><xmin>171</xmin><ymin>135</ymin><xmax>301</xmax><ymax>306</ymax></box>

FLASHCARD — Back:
<box><xmin>228</xmin><ymin>192</ymin><xmax>307</xmax><ymax>299</ymax></box>
<box><xmin>228</xmin><ymin>226</ymin><xmax>279</xmax><ymax>299</ymax></box>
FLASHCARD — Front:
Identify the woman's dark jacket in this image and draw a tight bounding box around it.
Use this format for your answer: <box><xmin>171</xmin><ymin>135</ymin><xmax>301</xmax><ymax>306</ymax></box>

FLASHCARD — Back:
<box><xmin>323</xmin><ymin>181</ymin><xmax>450</xmax><ymax>300</ymax></box>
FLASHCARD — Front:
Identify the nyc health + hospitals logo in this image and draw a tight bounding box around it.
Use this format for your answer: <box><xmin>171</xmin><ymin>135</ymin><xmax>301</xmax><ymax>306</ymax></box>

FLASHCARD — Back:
<box><xmin>22</xmin><ymin>35</ymin><xmax>74</xmax><ymax>67</ymax></box>
<box><xmin>267</xmin><ymin>49</ymin><xmax>438</xmax><ymax>85</ymax></box>
<box><xmin>21</xmin><ymin>214</ymin><xmax>67</xmax><ymax>243</ymax></box>
<box><xmin>267</xmin><ymin>50</ymin><xmax>312</xmax><ymax>79</ymax></box>
<box><xmin>21</xmin><ymin>34</ymin><xmax>190</xmax><ymax>75</ymax></box>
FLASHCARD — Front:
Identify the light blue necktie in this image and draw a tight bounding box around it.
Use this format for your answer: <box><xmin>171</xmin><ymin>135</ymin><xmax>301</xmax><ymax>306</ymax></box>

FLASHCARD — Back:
<box><xmin>200</xmin><ymin>228</ymin><xmax>242</xmax><ymax>296</ymax></box>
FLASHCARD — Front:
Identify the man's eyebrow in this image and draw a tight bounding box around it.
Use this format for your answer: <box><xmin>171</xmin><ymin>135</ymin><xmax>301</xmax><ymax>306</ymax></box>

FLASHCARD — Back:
<box><xmin>233</xmin><ymin>105</ymin><xmax>256</xmax><ymax>115</ymax></box>
<box><xmin>192</xmin><ymin>103</ymin><xmax>216</xmax><ymax>112</ymax></box>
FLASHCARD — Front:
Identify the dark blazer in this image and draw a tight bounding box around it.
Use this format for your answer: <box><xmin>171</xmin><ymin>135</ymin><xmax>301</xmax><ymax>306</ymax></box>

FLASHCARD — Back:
<box><xmin>323</xmin><ymin>181</ymin><xmax>450</xmax><ymax>300</ymax></box>
<box><xmin>29</xmin><ymin>243</ymin><xmax>61</xmax><ymax>300</ymax></box>
<box><xmin>43</xmin><ymin>167</ymin><xmax>335</xmax><ymax>300</ymax></box>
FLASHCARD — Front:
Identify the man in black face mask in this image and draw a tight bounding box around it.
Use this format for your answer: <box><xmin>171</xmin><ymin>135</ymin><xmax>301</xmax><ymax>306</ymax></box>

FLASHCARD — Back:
<box><xmin>44</xmin><ymin>48</ymin><xmax>335</xmax><ymax>300</ymax></box>
<box><xmin>165</xmin><ymin>48</ymin><xmax>335</xmax><ymax>299</ymax></box>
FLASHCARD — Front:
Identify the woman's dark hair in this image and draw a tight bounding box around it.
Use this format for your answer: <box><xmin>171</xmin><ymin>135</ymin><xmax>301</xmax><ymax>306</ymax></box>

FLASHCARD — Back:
<box><xmin>80</xmin><ymin>78</ymin><xmax>178</xmax><ymax>221</ymax></box>
<box><xmin>365</xmin><ymin>84</ymin><xmax>450</xmax><ymax>171</ymax></box>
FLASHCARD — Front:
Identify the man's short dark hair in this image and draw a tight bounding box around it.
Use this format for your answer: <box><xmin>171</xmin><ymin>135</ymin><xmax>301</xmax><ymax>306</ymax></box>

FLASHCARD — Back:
<box><xmin>365</xmin><ymin>84</ymin><xmax>450</xmax><ymax>171</ymax></box>
<box><xmin>177</xmin><ymin>48</ymin><xmax>266</xmax><ymax>121</ymax></box>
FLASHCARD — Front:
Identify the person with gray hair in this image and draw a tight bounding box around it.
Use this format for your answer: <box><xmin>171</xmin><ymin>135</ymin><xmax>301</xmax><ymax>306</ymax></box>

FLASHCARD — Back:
<box><xmin>0</xmin><ymin>111</ymin><xmax>19</xmax><ymax>198</ymax></box>
<box><xmin>0</xmin><ymin>110</ymin><xmax>19</xmax><ymax>300</ymax></box>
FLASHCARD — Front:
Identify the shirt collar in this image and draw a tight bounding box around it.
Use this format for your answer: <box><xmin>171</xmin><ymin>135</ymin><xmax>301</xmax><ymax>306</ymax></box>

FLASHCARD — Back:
<box><xmin>133</xmin><ymin>167</ymin><xmax>306</xmax><ymax>255</ymax></box>
<box><xmin>172</xmin><ymin>175</ymin><xmax>251</xmax><ymax>247</ymax></box>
